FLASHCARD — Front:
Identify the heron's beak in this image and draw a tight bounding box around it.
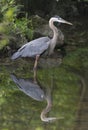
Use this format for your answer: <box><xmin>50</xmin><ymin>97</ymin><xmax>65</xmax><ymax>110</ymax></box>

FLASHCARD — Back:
<box><xmin>58</xmin><ymin>18</ymin><xmax>73</xmax><ymax>25</ymax></box>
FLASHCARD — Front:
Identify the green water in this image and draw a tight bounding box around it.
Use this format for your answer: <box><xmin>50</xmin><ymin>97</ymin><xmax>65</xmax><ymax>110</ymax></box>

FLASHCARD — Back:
<box><xmin>0</xmin><ymin>18</ymin><xmax>88</xmax><ymax>130</ymax></box>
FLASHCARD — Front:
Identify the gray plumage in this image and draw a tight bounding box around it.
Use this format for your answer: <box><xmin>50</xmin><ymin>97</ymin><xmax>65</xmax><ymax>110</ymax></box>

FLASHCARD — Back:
<box><xmin>11</xmin><ymin>37</ymin><xmax>50</xmax><ymax>59</ymax></box>
<box><xmin>11</xmin><ymin>74</ymin><xmax>45</xmax><ymax>101</ymax></box>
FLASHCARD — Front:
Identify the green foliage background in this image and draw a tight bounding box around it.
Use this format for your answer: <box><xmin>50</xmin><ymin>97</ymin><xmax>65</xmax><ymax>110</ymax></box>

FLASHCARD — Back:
<box><xmin>0</xmin><ymin>0</ymin><xmax>33</xmax><ymax>50</ymax></box>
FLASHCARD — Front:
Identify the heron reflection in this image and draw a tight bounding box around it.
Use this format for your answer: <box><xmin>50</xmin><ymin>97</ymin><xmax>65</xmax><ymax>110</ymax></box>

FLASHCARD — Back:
<box><xmin>11</xmin><ymin>74</ymin><xmax>63</xmax><ymax>122</ymax></box>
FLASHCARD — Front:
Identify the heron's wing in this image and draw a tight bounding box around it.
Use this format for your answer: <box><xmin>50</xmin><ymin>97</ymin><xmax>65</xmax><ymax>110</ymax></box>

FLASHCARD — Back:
<box><xmin>20</xmin><ymin>37</ymin><xmax>50</xmax><ymax>57</ymax></box>
<box><xmin>11</xmin><ymin>37</ymin><xmax>50</xmax><ymax>59</ymax></box>
<box><xmin>11</xmin><ymin>74</ymin><xmax>45</xmax><ymax>101</ymax></box>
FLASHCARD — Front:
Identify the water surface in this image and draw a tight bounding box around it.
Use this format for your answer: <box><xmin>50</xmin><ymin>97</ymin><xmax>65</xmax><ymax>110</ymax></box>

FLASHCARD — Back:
<box><xmin>0</xmin><ymin>18</ymin><xmax>88</xmax><ymax>130</ymax></box>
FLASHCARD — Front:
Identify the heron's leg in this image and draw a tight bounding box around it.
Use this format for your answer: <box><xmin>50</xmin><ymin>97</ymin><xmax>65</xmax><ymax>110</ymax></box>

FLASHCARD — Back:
<box><xmin>33</xmin><ymin>55</ymin><xmax>40</xmax><ymax>83</ymax></box>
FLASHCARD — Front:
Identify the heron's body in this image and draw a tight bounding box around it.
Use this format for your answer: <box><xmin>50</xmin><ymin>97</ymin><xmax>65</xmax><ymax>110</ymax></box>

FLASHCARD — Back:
<box><xmin>11</xmin><ymin>16</ymin><xmax>72</xmax><ymax>60</ymax></box>
<box><xmin>11</xmin><ymin>37</ymin><xmax>50</xmax><ymax>59</ymax></box>
<box><xmin>11</xmin><ymin>16</ymin><xmax>72</xmax><ymax>76</ymax></box>
<box><xmin>11</xmin><ymin>74</ymin><xmax>45</xmax><ymax>101</ymax></box>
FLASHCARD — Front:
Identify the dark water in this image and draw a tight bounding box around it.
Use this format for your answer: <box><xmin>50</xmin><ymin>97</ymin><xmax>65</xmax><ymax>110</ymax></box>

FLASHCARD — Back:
<box><xmin>0</xmin><ymin>18</ymin><xmax>88</xmax><ymax>130</ymax></box>
<box><xmin>0</xmin><ymin>57</ymin><xmax>87</xmax><ymax>130</ymax></box>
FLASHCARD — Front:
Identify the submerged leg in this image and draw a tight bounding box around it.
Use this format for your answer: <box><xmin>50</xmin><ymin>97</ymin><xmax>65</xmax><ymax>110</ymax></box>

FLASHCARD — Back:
<box><xmin>33</xmin><ymin>55</ymin><xmax>40</xmax><ymax>83</ymax></box>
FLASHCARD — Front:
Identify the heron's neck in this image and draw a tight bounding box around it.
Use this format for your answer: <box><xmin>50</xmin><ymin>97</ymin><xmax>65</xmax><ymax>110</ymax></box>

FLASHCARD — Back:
<box><xmin>49</xmin><ymin>20</ymin><xmax>59</xmax><ymax>55</ymax></box>
<box><xmin>40</xmin><ymin>100</ymin><xmax>52</xmax><ymax>122</ymax></box>
<box><xmin>49</xmin><ymin>21</ymin><xmax>58</xmax><ymax>42</ymax></box>
<box><xmin>40</xmin><ymin>97</ymin><xmax>58</xmax><ymax>122</ymax></box>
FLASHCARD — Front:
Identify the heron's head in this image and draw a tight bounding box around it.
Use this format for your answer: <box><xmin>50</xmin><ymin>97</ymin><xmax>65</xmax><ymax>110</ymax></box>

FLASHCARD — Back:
<box><xmin>49</xmin><ymin>15</ymin><xmax>73</xmax><ymax>26</ymax></box>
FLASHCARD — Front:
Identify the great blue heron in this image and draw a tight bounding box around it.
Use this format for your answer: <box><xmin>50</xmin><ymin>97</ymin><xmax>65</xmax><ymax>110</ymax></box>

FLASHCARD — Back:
<box><xmin>11</xmin><ymin>16</ymin><xmax>72</xmax><ymax>77</ymax></box>
<box><xmin>11</xmin><ymin>74</ymin><xmax>63</xmax><ymax>122</ymax></box>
